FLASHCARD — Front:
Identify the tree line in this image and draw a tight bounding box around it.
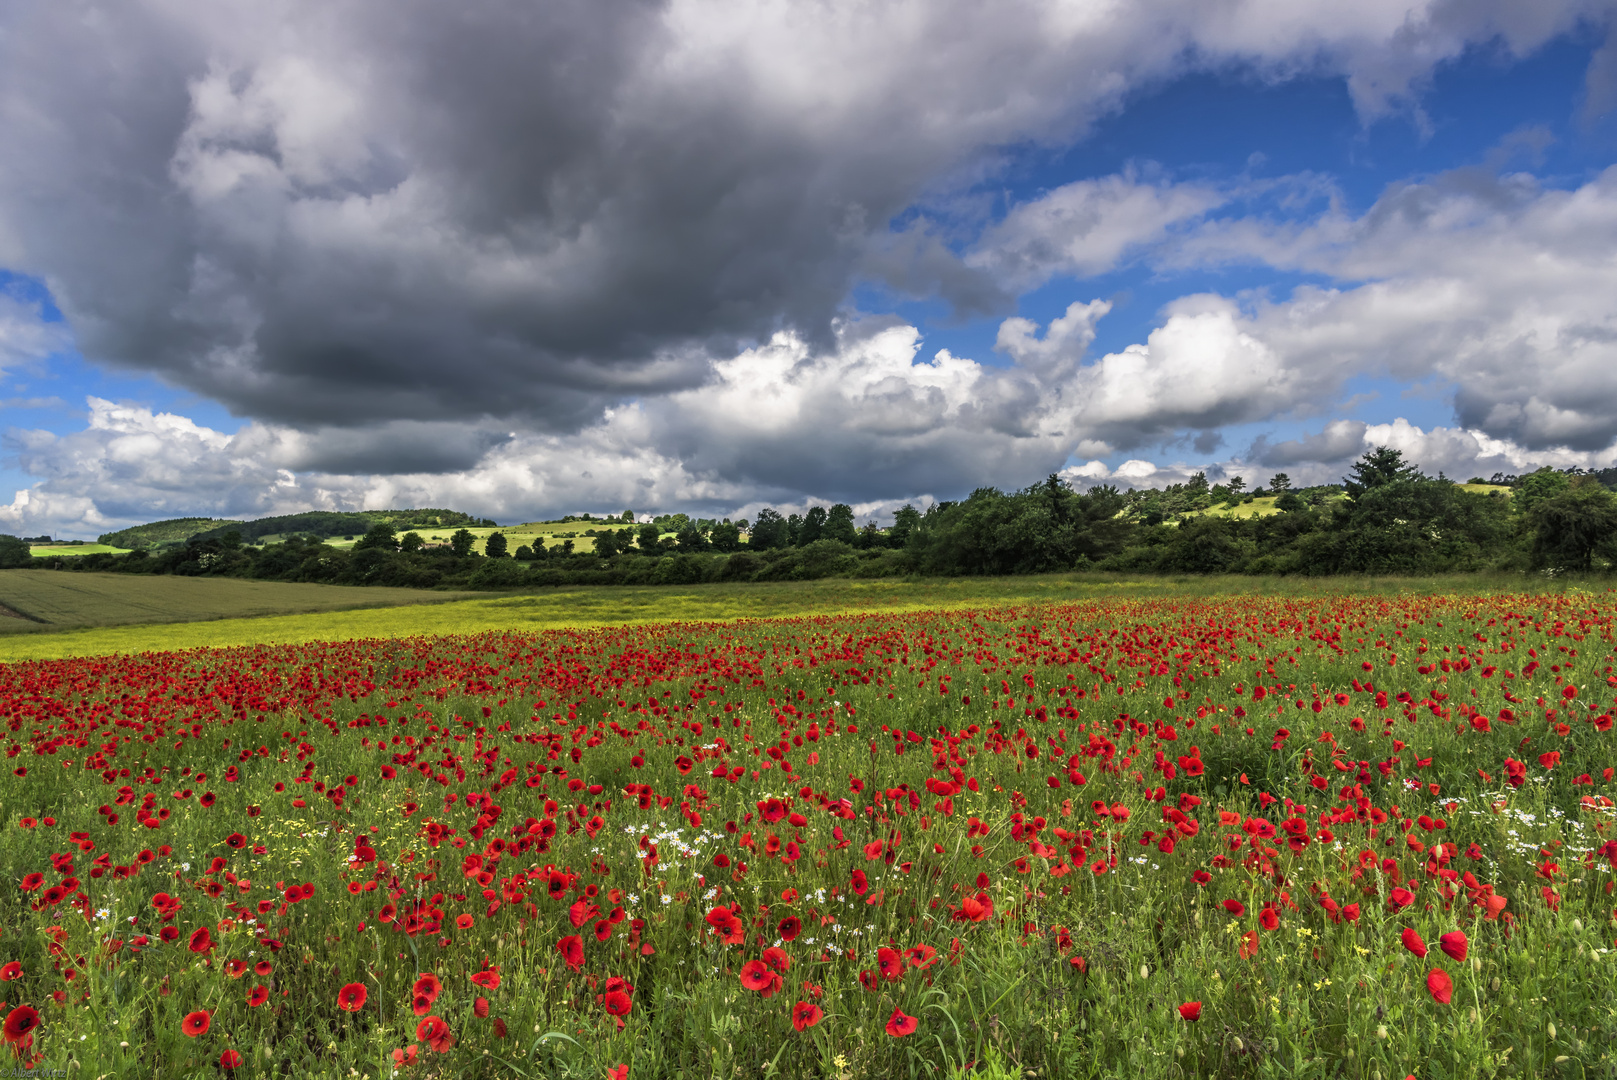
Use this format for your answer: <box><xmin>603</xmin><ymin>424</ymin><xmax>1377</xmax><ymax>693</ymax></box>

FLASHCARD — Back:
<box><xmin>7</xmin><ymin>448</ymin><xmax>1617</xmax><ymax>586</ymax></box>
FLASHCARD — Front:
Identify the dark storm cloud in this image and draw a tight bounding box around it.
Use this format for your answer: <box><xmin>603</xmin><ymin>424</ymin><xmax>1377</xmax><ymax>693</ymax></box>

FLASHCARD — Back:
<box><xmin>1250</xmin><ymin>421</ymin><xmax>1370</xmax><ymax>466</ymax></box>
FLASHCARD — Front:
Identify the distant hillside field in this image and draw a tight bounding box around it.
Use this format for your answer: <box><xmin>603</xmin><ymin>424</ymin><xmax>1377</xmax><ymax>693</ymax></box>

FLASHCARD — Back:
<box><xmin>204</xmin><ymin>508</ymin><xmax>494</xmax><ymax>545</ymax></box>
<box><xmin>0</xmin><ymin>571</ymin><xmax>478</xmax><ymax>639</ymax></box>
<box><xmin>96</xmin><ymin>509</ymin><xmax>495</xmax><ymax>550</ymax></box>
<box><xmin>29</xmin><ymin>543</ymin><xmax>132</xmax><ymax>558</ymax></box>
<box><xmin>97</xmin><ymin>517</ymin><xmax>242</xmax><ymax>549</ymax></box>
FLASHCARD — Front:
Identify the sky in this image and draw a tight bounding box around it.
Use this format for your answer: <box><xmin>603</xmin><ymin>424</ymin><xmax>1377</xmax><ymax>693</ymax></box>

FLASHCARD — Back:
<box><xmin>5</xmin><ymin>1</ymin><xmax>1617</xmax><ymax>538</ymax></box>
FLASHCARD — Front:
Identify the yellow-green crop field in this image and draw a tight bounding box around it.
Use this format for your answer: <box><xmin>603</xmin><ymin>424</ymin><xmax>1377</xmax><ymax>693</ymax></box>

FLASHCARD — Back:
<box><xmin>27</xmin><ymin>543</ymin><xmax>134</xmax><ymax>557</ymax></box>
<box><xmin>0</xmin><ymin>569</ymin><xmax>1591</xmax><ymax>662</ymax></box>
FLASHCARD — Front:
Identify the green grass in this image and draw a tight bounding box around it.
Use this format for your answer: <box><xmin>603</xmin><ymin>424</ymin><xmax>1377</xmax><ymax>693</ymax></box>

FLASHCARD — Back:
<box><xmin>1195</xmin><ymin>497</ymin><xmax>1282</xmax><ymax>520</ymax></box>
<box><xmin>0</xmin><ymin>570</ymin><xmax>1593</xmax><ymax>662</ymax></box>
<box><xmin>0</xmin><ymin>571</ymin><xmax>479</xmax><ymax>646</ymax></box>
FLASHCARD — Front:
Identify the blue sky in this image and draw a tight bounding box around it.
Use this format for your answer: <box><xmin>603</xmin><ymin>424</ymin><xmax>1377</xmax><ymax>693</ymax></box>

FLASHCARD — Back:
<box><xmin>872</xmin><ymin>27</ymin><xmax>1617</xmax><ymax>475</ymax></box>
<box><xmin>4</xmin><ymin>1</ymin><xmax>1617</xmax><ymax>535</ymax></box>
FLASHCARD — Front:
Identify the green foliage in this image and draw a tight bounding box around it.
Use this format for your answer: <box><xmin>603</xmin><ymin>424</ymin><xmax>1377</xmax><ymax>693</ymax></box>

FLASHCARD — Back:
<box><xmin>798</xmin><ymin>505</ymin><xmax>828</xmax><ymax>546</ymax></box>
<box><xmin>484</xmin><ymin>531</ymin><xmax>509</xmax><ymax>559</ymax></box>
<box><xmin>1342</xmin><ymin>445</ymin><xmax>1419</xmax><ymax>499</ymax></box>
<box><xmin>450</xmin><ymin>529</ymin><xmax>477</xmax><ymax>557</ymax></box>
<box><xmin>709</xmin><ymin>521</ymin><xmax>742</xmax><ymax>552</ymax></box>
<box><xmin>675</xmin><ymin>522</ymin><xmax>709</xmax><ymax>553</ymax></box>
<box><xmin>0</xmin><ymin>535</ymin><xmax>32</xmax><ymax>569</ymax></box>
<box><xmin>749</xmin><ymin>508</ymin><xmax>788</xmax><ymax>550</ymax></box>
<box><xmin>1515</xmin><ymin>467</ymin><xmax>1573</xmax><ymax>516</ymax></box>
<box><xmin>907</xmin><ymin>475</ymin><xmax>1134</xmax><ymax>575</ymax></box>
<box><xmin>824</xmin><ymin>503</ymin><xmax>857</xmax><ymax>544</ymax></box>
<box><xmin>1529</xmin><ymin>481</ymin><xmax>1617</xmax><ymax>570</ymax></box>
<box><xmin>354</xmin><ymin>522</ymin><xmax>400</xmax><ymax>552</ymax></box>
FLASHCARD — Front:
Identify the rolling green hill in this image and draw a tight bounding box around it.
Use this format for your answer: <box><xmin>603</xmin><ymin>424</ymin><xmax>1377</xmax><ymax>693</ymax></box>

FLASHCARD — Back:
<box><xmin>97</xmin><ymin>517</ymin><xmax>242</xmax><ymax>549</ymax></box>
<box><xmin>97</xmin><ymin>509</ymin><xmax>496</xmax><ymax>550</ymax></box>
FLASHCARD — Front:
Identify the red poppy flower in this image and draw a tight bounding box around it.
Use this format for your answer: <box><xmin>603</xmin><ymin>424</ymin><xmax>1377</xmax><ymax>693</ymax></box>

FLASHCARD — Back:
<box><xmin>181</xmin><ymin>1010</ymin><xmax>211</xmax><ymax>1038</ymax></box>
<box><xmin>557</xmin><ymin>935</ymin><xmax>585</xmax><ymax>972</ymax></box>
<box><xmin>1426</xmin><ymin>968</ymin><xmax>1453</xmax><ymax>1005</ymax></box>
<box><xmin>417</xmin><ymin>1015</ymin><xmax>455</xmax><ymax>1053</ymax></box>
<box><xmin>1178</xmin><ymin>1002</ymin><xmax>1202</xmax><ymax>1021</ymax></box>
<box><xmin>456</xmin><ymin>913</ymin><xmax>474</xmax><ymax>930</ymax></box>
<box><xmin>739</xmin><ymin>960</ymin><xmax>773</xmax><ymax>992</ymax></box>
<box><xmin>778</xmin><ymin>916</ymin><xmax>801</xmax><ymax>942</ymax></box>
<box><xmin>246</xmin><ymin>985</ymin><xmax>269</xmax><ymax>1007</ymax></box>
<box><xmin>877</xmin><ymin>947</ymin><xmax>903</xmax><ymax>981</ymax></box>
<box><xmin>254</xmin><ymin>960</ymin><xmax>273</xmax><ymax>976</ymax></box>
<box><xmin>958</xmin><ymin>892</ymin><xmax>993</xmax><ymax>922</ymax></box>
<box><xmin>792</xmin><ymin>1001</ymin><xmax>824</xmax><ymax>1031</ymax></box>
<box><xmin>392</xmin><ymin>1045</ymin><xmax>419</xmax><ymax>1067</ymax></box>
<box><xmin>904</xmin><ymin>944</ymin><xmax>938</xmax><ymax>970</ymax></box>
<box><xmin>0</xmin><ymin>962</ymin><xmax>21</xmax><ymax>981</ymax></box>
<box><xmin>850</xmin><ymin>869</ymin><xmax>869</xmax><ymax>896</ymax></box>
<box><xmin>472</xmin><ymin>996</ymin><xmax>490</xmax><ymax>1018</ymax></box>
<box><xmin>1390</xmin><ymin>887</ymin><xmax>1415</xmax><ymax>909</ymax></box>
<box><xmin>1401</xmin><ymin>928</ymin><xmax>1428</xmax><ymax>958</ymax></box>
<box><xmin>413</xmin><ymin>973</ymin><xmax>442</xmax><ymax>1005</ymax></box>
<box><xmin>761</xmin><ymin>947</ymin><xmax>791</xmax><ymax>974</ymax></box>
<box><xmin>2</xmin><ymin>1004</ymin><xmax>39</xmax><ymax>1043</ymax></box>
<box><xmin>1222</xmin><ymin>899</ymin><xmax>1245</xmax><ymax>917</ymax></box>
<box><xmin>219</xmin><ymin>1049</ymin><xmax>243</xmax><ymax>1070</ymax></box>
<box><xmin>604</xmin><ymin>989</ymin><xmax>633</xmax><ymax>1016</ymax></box>
<box><xmin>223</xmin><ymin>959</ymin><xmax>248</xmax><ymax>979</ymax></box>
<box><xmin>1439</xmin><ymin>931</ymin><xmax>1468</xmax><ymax>963</ymax></box>
<box><xmin>19</xmin><ymin>873</ymin><xmax>43</xmax><ymax>892</ymax></box>
<box><xmin>187</xmin><ymin>926</ymin><xmax>214</xmax><ymax>954</ymax></box>
<box><xmin>1238</xmin><ymin>930</ymin><xmax>1259</xmax><ymax>959</ymax></box>
<box><xmin>1258</xmin><ymin>907</ymin><xmax>1280</xmax><ymax>931</ymax></box>
<box><xmin>225</xmin><ymin>833</ymin><xmax>247</xmax><ymax>849</ymax></box>
<box><xmin>470</xmin><ymin>969</ymin><xmax>501</xmax><ymax>990</ymax></box>
<box><xmin>569</xmin><ymin>899</ymin><xmax>600</xmax><ymax>928</ymax></box>
<box><xmin>885</xmin><ymin>1007</ymin><xmax>918</xmax><ymax>1037</ymax></box>
<box><xmin>606</xmin><ymin>1066</ymin><xmax>629</xmax><ymax>1080</ymax></box>
<box><xmin>704</xmin><ymin>907</ymin><xmax>744</xmax><ymax>944</ymax></box>
<box><xmin>337</xmin><ymin>982</ymin><xmax>368</xmax><ymax>1011</ymax></box>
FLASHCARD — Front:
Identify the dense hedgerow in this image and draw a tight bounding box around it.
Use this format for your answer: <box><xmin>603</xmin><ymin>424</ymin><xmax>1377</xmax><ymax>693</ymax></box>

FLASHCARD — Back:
<box><xmin>2</xmin><ymin>592</ymin><xmax>1617</xmax><ymax>1077</ymax></box>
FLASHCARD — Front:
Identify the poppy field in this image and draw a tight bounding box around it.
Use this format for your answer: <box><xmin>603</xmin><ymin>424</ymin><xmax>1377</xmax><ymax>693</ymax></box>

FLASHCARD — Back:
<box><xmin>2</xmin><ymin>590</ymin><xmax>1617</xmax><ymax>1078</ymax></box>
